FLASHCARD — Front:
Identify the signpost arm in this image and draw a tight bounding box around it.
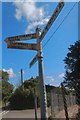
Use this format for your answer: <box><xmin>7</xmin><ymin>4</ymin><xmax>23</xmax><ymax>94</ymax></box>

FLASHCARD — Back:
<box><xmin>40</xmin><ymin>0</ymin><xmax>64</xmax><ymax>42</ymax></box>
<box><xmin>5</xmin><ymin>33</ymin><xmax>36</xmax><ymax>42</ymax></box>
<box><xmin>36</xmin><ymin>26</ymin><xmax>48</xmax><ymax>119</ymax></box>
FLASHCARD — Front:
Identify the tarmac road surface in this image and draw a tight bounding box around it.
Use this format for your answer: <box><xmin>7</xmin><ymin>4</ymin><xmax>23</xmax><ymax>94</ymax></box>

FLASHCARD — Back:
<box><xmin>2</xmin><ymin>108</ymin><xmax>51</xmax><ymax>119</ymax></box>
<box><xmin>2</xmin><ymin>109</ymin><xmax>40</xmax><ymax>119</ymax></box>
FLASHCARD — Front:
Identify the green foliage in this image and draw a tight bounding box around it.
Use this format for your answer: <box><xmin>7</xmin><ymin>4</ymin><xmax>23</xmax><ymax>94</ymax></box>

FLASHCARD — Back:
<box><xmin>2</xmin><ymin>71</ymin><xmax>9</xmax><ymax>81</ymax></box>
<box><xmin>2</xmin><ymin>81</ymin><xmax>13</xmax><ymax>100</ymax></box>
<box><xmin>46</xmin><ymin>85</ymin><xmax>55</xmax><ymax>93</ymax></box>
<box><xmin>0</xmin><ymin>70</ymin><xmax>2</xmax><ymax>99</ymax></box>
<box><xmin>10</xmin><ymin>77</ymin><xmax>39</xmax><ymax>109</ymax></box>
<box><xmin>0</xmin><ymin>82</ymin><xmax>1</xmax><ymax>89</ymax></box>
<box><xmin>10</xmin><ymin>77</ymin><xmax>54</xmax><ymax>110</ymax></box>
<box><xmin>10</xmin><ymin>86</ymin><xmax>34</xmax><ymax>110</ymax></box>
<box><xmin>0</xmin><ymin>82</ymin><xmax>2</xmax><ymax>101</ymax></box>
<box><xmin>64</xmin><ymin>40</ymin><xmax>80</xmax><ymax>105</ymax></box>
<box><xmin>0</xmin><ymin>70</ymin><xmax>13</xmax><ymax>104</ymax></box>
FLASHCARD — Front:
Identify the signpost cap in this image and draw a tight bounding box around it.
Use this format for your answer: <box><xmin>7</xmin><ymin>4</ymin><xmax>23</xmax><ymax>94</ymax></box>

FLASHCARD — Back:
<box><xmin>36</xmin><ymin>26</ymin><xmax>41</xmax><ymax>31</ymax></box>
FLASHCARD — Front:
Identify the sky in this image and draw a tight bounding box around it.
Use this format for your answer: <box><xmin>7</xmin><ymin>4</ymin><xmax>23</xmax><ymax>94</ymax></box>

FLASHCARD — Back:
<box><xmin>1</xmin><ymin>0</ymin><xmax>78</xmax><ymax>88</ymax></box>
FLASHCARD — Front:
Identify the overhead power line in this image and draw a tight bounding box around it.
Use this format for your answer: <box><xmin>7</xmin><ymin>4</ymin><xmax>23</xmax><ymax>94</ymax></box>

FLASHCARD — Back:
<box><xmin>23</xmin><ymin>2</ymin><xmax>77</xmax><ymax>71</ymax></box>
<box><xmin>42</xmin><ymin>2</ymin><xmax>77</xmax><ymax>49</ymax></box>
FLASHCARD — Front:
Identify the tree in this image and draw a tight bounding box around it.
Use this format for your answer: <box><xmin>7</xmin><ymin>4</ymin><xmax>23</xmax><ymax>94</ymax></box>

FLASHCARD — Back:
<box><xmin>0</xmin><ymin>70</ymin><xmax>13</xmax><ymax>105</ymax></box>
<box><xmin>2</xmin><ymin>71</ymin><xmax>9</xmax><ymax>81</ymax></box>
<box><xmin>0</xmin><ymin>79</ymin><xmax>2</xmax><ymax>101</ymax></box>
<box><xmin>10</xmin><ymin>86</ymin><xmax>34</xmax><ymax>110</ymax></box>
<box><xmin>10</xmin><ymin>77</ymin><xmax>39</xmax><ymax>110</ymax></box>
<box><xmin>10</xmin><ymin>76</ymin><xmax>55</xmax><ymax>110</ymax></box>
<box><xmin>63</xmin><ymin>40</ymin><xmax>80</xmax><ymax>105</ymax></box>
<box><xmin>2</xmin><ymin>80</ymin><xmax>13</xmax><ymax>103</ymax></box>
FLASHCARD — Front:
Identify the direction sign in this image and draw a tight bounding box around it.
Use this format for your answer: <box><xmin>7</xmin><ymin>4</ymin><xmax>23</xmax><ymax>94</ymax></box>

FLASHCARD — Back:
<box><xmin>7</xmin><ymin>42</ymin><xmax>38</xmax><ymax>51</ymax></box>
<box><xmin>39</xmin><ymin>0</ymin><xmax>64</xmax><ymax>42</ymax></box>
<box><xmin>5</xmin><ymin>33</ymin><xmax>36</xmax><ymax>42</ymax></box>
<box><xmin>30</xmin><ymin>54</ymin><xmax>38</xmax><ymax>68</ymax></box>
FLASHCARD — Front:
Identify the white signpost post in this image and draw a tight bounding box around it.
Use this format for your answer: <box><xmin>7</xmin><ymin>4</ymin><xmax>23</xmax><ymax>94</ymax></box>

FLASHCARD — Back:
<box><xmin>5</xmin><ymin>1</ymin><xmax>64</xmax><ymax>119</ymax></box>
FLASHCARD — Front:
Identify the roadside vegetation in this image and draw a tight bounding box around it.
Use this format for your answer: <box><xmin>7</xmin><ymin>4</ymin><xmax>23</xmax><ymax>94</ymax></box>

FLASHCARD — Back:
<box><xmin>0</xmin><ymin>70</ymin><xmax>13</xmax><ymax>107</ymax></box>
<box><xmin>63</xmin><ymin>40</ymin><xmax>80</xmax><ymax>119</ymax></box>
<box><xmin>9</xmin><ymin>77</ymin><xmax>55</xmax><ymax>110</ymax></box>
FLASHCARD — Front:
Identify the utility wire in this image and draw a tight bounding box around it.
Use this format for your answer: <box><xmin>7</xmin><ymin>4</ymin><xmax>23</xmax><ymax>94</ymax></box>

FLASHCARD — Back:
<box><xmin>42</xmin><ymin>2</ymin><xmax>77</xmax><ymax>49</ymax></box>
<box><xmin>23</xmin><ymin>2</ymin><xmax>77</xmax><ymax>71</ymax></box>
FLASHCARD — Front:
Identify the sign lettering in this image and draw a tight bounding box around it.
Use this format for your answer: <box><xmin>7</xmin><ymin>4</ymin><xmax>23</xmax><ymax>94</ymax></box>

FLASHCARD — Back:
<box><xmin>5</xmin><ymin>33</ymin><xmax>36</xmax><ymax>42</ymax></box>
<box><xmin>7</xmin><ymin>42</ymin><xmax>38</xmax><ymax>51</ymax></box>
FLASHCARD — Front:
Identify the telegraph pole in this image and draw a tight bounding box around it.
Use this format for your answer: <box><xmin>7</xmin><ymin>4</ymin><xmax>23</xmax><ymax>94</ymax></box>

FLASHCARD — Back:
<box><xmin>36</xmin><ymin>26</ymin><xmax>48</xmax><ymax>119</ymax></box>
<box><xmin>21</xmin><ymin>69</ymin><xmax>24</xmax><ymax>89</ymax></box>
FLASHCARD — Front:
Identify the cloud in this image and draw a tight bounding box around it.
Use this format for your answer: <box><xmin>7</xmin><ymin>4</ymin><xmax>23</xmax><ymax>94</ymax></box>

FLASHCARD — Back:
<box><xmin>3</xmin><ymin>68</ymin><xmax>16</xmax><ymax>78</ymax></box>
<box><xmin>26</xmin><ymin>16</ymin><xmax>50</xmax><ymax>33</ymax></box>
<box><xmin>45</xmin><ymin>75</ymin><xmax>55</xmax><ymax>85</ymax></box>
<box><xmin>13</xmin><ymin>0</ymin><xmax>49</xmax><ymax>33</ymax></box>
<box><xmin>59</xmin><ymin>73</ymin><xmax>65</xmax><ymax>78</ymax></box>
<box><xmin>46</xmin><ymin>76</ymin><xmax>54</xmax><ymax>82</ymax></box>
<box><xmin>14</xmin><ymin>0</ymin><xmax>44</xmax><ymax>21</ymax></box>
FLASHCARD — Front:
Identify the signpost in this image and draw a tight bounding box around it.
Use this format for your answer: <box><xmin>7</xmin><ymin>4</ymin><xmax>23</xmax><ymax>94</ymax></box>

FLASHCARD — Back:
<box><xmin>5</xmin><ymin>33</ymin><xmax>36</xmax><ymax>42</ymax></box>
<box><xmin>29</xmin><ymin>0</ymin><xmax>64</xmax><ymax>65</ymax></box>
<box><xmin>30</xmin><ymin>54</ymin><xmax>38</xmax><ymax>68</ymax></box>
<box><xmin>7</xmin><ymin>42</ymin><xmax>38</xmax><ymax>51</ymax></box>
<box><xmin>5</xmin><ymin>1</ymin><xmax>64</xmax><ymax>119</ymax></box>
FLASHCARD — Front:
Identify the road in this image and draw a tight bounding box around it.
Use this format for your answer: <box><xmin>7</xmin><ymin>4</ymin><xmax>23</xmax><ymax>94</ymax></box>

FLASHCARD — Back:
<box><xmin>2</xmin><ymin>109</ymin><xmax>40</xmax><ymax>119</ymax></box>
<box><xmin>1</xmin><ymin>108</ymin><xmax>51</xmax><ymax>119</ymax></box>
<box><xmin>1</xmin><ymin>105</ymin><xmax>78</xmax><ymax>119</ymax></box>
